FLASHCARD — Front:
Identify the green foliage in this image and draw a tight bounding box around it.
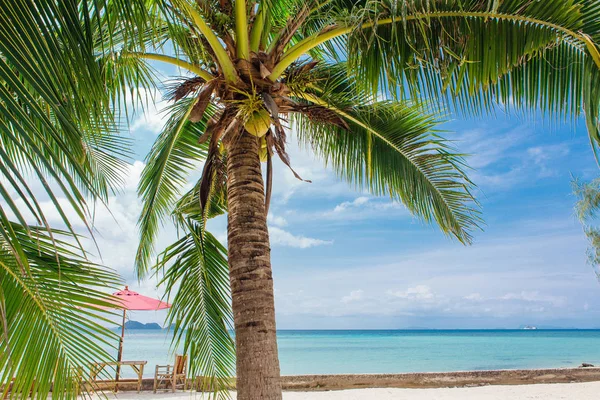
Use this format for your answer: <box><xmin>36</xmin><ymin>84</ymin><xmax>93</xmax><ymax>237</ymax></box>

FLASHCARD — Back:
<box><xmin>292</xmin><ymin>63</ymin><xmax>480</xmax><ymax>243</ymax></box>
<box><xmin>0</xmin><ymin>225</ymin><xmax>120</xmax><ymax>400</ymax></box>
<box><xmin>137</xmin><ymin>99</ymin><xmax>214</xmax><ymax>274</ymax></box>
<box><xmin>156</xmin><ymin>222</ymin><xmax>234</xmax><ymax>399</ymax></box>
<box><xmin>0</xmin><ymin>1</ymin><xmax>133</xmax><ymax>398</ymax></box>
<box><xmin>574</xmin><ymin>178</ymin><xmax>600</xmax><ymax>270</ymax></box>
<box><xmin>275</xmin><ymin>0</ymin><xmax>600</xmax><ymax>152</ymax></box>
<box><xmin>344</xmin><ymin>0</ymin><xmax>587</xmax><ymax>102</ymax></box>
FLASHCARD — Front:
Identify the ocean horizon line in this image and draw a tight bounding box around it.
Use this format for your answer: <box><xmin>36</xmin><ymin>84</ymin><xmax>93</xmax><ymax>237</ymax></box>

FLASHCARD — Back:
<box><xmin>116</xmin><ymin>326</ymin><xmax>600</xmax><ymax>331</ymax></box>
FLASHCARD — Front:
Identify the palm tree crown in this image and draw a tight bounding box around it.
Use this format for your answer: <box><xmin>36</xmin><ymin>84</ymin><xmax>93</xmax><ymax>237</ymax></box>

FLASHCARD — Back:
<box><xmin>129</xmin><ymin>0</ymin><xmax>600</xmax><ymax>269</ymax></box>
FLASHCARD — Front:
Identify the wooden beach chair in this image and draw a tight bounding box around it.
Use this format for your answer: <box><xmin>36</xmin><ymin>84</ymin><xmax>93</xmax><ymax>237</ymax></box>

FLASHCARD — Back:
<box><xmin>153</xmin><ymin>354</ymin><xmax>187</xmax><ymax>393</ymax></box>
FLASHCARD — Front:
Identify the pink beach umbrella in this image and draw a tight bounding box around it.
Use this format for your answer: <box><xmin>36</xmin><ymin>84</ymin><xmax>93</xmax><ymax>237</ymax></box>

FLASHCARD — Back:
<box><xmin>111</xmin><ymin>286</ymin><xmax>171</xmax><ymax>381</ymax></box>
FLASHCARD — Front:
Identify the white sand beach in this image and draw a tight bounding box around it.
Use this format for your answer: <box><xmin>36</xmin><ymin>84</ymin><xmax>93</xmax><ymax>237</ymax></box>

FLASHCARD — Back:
<box><xmin>103</xmin><ymin>381</ymin><xmax>600</xmax><ymax>399</ymax></box>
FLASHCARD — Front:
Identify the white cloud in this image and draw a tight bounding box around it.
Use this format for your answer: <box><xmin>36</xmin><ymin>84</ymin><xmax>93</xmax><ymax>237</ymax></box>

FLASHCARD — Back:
<box><xmin>267</xmin><ymin>214</ymin><xmax>288</xmax><ymax>227</ymax></box>
<box><xmin>501</xmin><ymin>291</ymin><xmax>567</xmax><ymax>306</ymax></box>
<box><xmin>456</xmin><ymin>127</ymin><xmax>529</xmax><ymax>169</ymax></box>
<box><xmin>341</xmin><ymin>290</ymin><xmax>364</xmax><ymax>303</ymax></box>
<box><xmin>317</xmin><ymin>196</ymin><xmax>407</xmax><ymax>221</ymax></box>
<box><xmin>387</xmin><ymin>285</ymin><xmax>435</xmax><ymax>300</ymax></box>
<box><xmin>128</xmin><ymin>88</ymin><xmax>170</xmax><ymax>134</ymax></box>
<box><xmin>28</xmin><ymin>160</ymin><xmax>178</xmax><ymax>284</ymax></box>
<box><xmin>464</xmin><ymin>293</ymin><xmax>483</xmax><ymax>301</ymax></box>
<box><xmin>471</xmin><ymin>167</ymin><xmax>525</xmax><ymax>190</ymax></box>
<box><xmin>122</xmin><ymin>160</ymin><xmax>146</xmax><ymax>191</ymax></box>
<box><xmin>271</xmin><ymin>221</ymin><xmax>600</xmax><ymax>327</ymax></box>
<box><xmin>269</xmin><ymin>226</ymin><xmax>332</xmax><ymax>248</ymax></box>
<box><xmin>333</xmin><ymin>197</ymin><xmax>370</xmax><ymax>213</ymax></box>
<box><xmin>527</xmin><ymin>144</ymin><xmax>570</xmax><ymax>178</ymax></box>
<box><xmin>455</xmin><ymin>126</ymin><xmax>572</xmax><ymax>191</ymax></box>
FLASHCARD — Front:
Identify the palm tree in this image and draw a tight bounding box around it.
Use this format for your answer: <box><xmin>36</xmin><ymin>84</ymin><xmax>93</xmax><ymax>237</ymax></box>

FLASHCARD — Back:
<box><xmin>0</xmin><ymin>1</ymin><xmax>132</xmax><ymax>398</ymax></box>
<box><xmin>120</xmin><ymin>1</ymin><xmax>600</xmax><ymax>399</ymax></box>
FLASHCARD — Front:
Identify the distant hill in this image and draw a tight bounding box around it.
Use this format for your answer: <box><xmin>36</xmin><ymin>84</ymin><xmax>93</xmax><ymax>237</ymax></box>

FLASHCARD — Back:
<box><xmin>122</xmin><ymin>320</ymin><xmax>163</xmax><ymax>330</ymax></box>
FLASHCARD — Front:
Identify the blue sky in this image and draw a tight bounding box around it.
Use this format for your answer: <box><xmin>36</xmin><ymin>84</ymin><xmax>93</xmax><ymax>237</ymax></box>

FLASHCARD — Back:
<box><xmin>69</xmin><ymin>65</ymin><xmax>600</xmax><ymax>329</ymax></box>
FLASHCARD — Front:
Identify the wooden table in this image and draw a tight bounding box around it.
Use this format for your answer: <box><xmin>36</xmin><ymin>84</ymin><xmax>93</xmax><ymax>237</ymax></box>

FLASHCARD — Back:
<box><xmin>90</xmin><ymin>361</ymin><xmax>147</xmax><ymax>392</ymax></box>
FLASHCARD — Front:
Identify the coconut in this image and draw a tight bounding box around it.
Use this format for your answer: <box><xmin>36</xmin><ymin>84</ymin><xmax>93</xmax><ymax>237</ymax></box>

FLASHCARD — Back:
<box><xmin>244</xmin><ymin>108</ymin><xmax>271</xmax><ymax>137</ymax></box>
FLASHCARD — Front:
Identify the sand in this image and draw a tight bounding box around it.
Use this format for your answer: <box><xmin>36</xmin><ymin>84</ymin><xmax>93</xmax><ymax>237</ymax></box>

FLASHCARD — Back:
<box><xmin>104</xmin><ymin>381</ymin><xmax>600</xmax><ymax>399</ymax></box>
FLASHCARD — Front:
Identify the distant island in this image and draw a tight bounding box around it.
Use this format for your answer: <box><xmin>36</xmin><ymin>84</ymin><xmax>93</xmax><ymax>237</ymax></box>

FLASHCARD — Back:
<box><xmin>121</xmin><ymin>320</ymin><xmax>163</xmax><ymax>330</ymax></box>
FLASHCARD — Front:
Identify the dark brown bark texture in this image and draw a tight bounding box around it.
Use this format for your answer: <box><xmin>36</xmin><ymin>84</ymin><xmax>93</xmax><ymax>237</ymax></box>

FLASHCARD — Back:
<box><xmin>226</xmin><ymin>131</ymin><xmax>283</xmax><ymax>400</ymax></box>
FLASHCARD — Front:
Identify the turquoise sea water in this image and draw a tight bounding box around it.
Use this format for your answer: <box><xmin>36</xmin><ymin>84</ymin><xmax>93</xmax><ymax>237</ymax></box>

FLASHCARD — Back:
<box><xmin>115</xmin><ymin>329</ymin><xmax>600</xmax><ymax>377</ymax></box>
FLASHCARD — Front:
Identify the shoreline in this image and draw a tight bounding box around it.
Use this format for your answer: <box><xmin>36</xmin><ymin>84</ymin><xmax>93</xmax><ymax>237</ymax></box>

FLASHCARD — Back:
<box><xmin>101</xmin><ymin>366</ymin><xmax>600</xmax><ymax>392</ymax></box>
<box><xmin>98</xmin><ymin>382</ymin><xmax>600</xmax><ymax>399</ymax></box>
<box><xmin>281</xmin><ymin>366</ymin><xmax>600</xmax><ymax>390</ymax></box>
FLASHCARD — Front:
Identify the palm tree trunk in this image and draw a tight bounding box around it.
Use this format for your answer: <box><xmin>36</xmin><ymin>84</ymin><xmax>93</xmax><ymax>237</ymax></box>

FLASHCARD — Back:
<box><xmin>226</xmin><ymin>130</ymin><xmax>282</xmax><ymax>400</ymax></box>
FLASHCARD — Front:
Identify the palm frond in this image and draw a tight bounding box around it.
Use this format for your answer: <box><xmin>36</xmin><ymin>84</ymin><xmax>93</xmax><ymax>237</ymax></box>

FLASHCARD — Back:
<box><xmin>291</xmin><ymin>63</ymin><xmax>481</xmax><ymax>243</ymax></box>
<box><xmin>273</xmin><ymin>0</ymin><xmax>600</xmax><ymax>147</ymax></box>
<box><xmin>156</xmin><ymin>221</ymin><xmax>234</xmax><ymax>399</ymax></box>
<box><xmin>137</xmin><ymin>97</ymin><xmax>215</xmax><ymax>276</ymax></box>
<box><xmin>0</xmin><ymin>0</ymin><xmax>134</xmax><ymax>229</ymax></box>
<box><xmin>0</xmin><ymin>224</ymin><xmax>120</xmax><ymax>400</ymax></box>
<box><xmin>96</xmin><ymin>50</ymin><xmax>160</xmax><ymax>120</ymax></box>
<box><xmin>344</xmin><ymin>0</ymin><xmax>590</xmax><ymax>100</ymax></box>
<box><xmin>0</xmin><ymin>3</ymin><xmax>135</xmax><ymax>398</ymax></box>
<box><xmin>174</xmin><ymin>160</ymin><xmax>228</xmax><ymax>224</ymax></box>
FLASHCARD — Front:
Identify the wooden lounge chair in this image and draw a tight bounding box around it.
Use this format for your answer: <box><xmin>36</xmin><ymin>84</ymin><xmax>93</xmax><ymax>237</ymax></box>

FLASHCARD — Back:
<box><xmin>153</xmin><ymin>355</ymin><xmax>187</xmax><ymax>393</ymax></box>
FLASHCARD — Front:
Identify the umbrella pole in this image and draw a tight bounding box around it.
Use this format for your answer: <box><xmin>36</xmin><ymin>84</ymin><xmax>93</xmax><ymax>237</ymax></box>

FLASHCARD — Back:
<box><xmin>115</xmin><ymin>309</ymin><xmax>126</xmax><ymax>391</ymax></box>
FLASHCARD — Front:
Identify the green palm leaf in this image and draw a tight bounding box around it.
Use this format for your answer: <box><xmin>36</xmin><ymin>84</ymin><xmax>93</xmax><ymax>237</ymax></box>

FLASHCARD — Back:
<box><xmin>137</xmin><ymin>98</ymin><xmax>215</xmax><ymax>275</ymax></box>
<box><xmin>0</xmin><ymin>224</ymin><xmax>120</xmax><ymax>400</ymax></box>
<box><xmin>0</xmin><ymin>2</ymin><xmax>133</xmax><ymax>398</ymax></box>
<box><xmin>291</xmin><ymin>65</ymin><xmax>480</xmax><ymax>242</ymax></box>
<box><xmin>0</xmin><ymin>0</ymin><xmax>134</xmax><ymax>235</ymax></box>
<box><xmin>156</xmin><ymin>221</ymin><xmax>234</xmax><ymax>399</ymax></box>
<box><xmin>344</xmin><ymin>0</ymin><xmax>589</xmax><ymax>98</ymax></box>
<box><xmin>272</xmin><ymin>0</ymin><xmax>600</xmax><ymax>151</ymax></box>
